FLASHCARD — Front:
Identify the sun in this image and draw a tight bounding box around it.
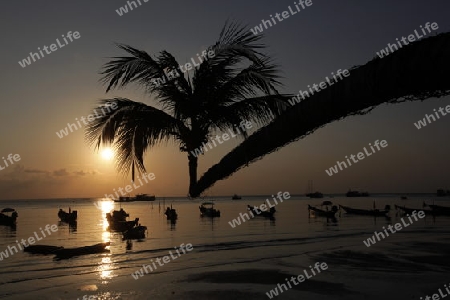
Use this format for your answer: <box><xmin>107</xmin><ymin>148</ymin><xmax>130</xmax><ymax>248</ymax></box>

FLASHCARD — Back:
<box><xmin>101</xmin><ymin>148</ymin><xmax>114</xmax><ymax>160</ymax></box>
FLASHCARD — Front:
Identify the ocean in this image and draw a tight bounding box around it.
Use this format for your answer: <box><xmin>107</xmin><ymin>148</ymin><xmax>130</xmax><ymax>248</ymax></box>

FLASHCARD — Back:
<box><xmin>0</xmin><ymin>195</ymin><xmax>449</xmax><ymax>299</ymax></box>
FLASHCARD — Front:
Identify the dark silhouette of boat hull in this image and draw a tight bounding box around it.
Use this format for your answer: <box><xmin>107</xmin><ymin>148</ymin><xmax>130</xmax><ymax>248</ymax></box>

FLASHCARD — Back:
<box><xmin>24</xmin><ymin>243</ymin><xmax>110</xmax><ymax>259</ymax></box>
<box><xmin>24</xmin><ymin>245</ymin><xmax>64</xmax><ymax>255</ymax></box>
<box><xmin>54</xmin><ymin>242</ymin><xmax>110</xmax><ymax>260</ymax></box>
<box><xmin>395</xmin><ymin>205</ymin><xmax>426</xmax><ymax>215</ymax></box>
<box><xmin>165</xmin><ymin>207</ymin><xmax>178</xmax><ymax>221</ymax></box>
<box><xmin>123</xmin><ymin>226</ymin><xmax>147</xmax><ymax>240</ymax></box>
<box><xmin>58</xmin><ymin>209</ymin><xmax>77</xmax><ymax>223</ymax></box>
<box><xmin>339</xmin><ymin>204</ymin><xmax>390</xmax><ymax>216</ymax></box>
<box><xmin>424</xmin><ymin>203</ymin><xmax>450</xmax><ymax>216</ymax></box>
<box><xmin>346</xmin><ymin>190</ymin><xmax>369</xmax><ymax>197</ymax></box>
<box><xmin>247</xmin><ymin>205</ymin><xmax>275</xmax><ymax>218</ymax></box>
<box><xmin>308</xmin><ymin>205</ymin><xmax>337</xmax><ymax>218</ymax></box>
<box><xmin>0</xmin><ymin>210</ymin><xmax>18</xmax><ymax>226</ymax></box>
<box><xmin>306</xmin><ymin>192</ymin><xmax>324</xmax><ymax>198</ymax></box>
<box><xmin>199</xmin><ymin>202</ymin><xmax>220</xmax><ymax>217</ymax></box>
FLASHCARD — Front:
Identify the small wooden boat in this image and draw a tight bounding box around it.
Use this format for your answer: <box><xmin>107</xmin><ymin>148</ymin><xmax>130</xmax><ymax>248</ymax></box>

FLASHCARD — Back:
<box><xmin>395</xmin><ymin>205</ymin><xmax>425</xmax><ymax>215</ymax></box>
<box><xmin>109</xmin><ymin>218</ymin><xmax>139</xmax><ymax>232</ymax></box>
<box><xmin>25</xmin><ymin>243</ymin><xmax>110</xmax><ymax>259</ymax></box>
<box><xmin>247</xmin><ymin>205</ymin><xmax>276</xmax><ymax>218</ymax></box>
<box><xmin>58</xmin><ymin>208</ymin><xmax>77</xmax><ymax>223</ymax></box>
<box><xmin>308</xmin><ymin>204</ymin><xmax>338</xmax><ymax>218</ymax></box>
<box><xmin>123</xmin><ymin>225</ymin><xmax>147</xmax><ymax>240</ymax></box>
<box><xmin>199</xmin><ymin>202</ymin><xmax>220</xmax><ymax>218</ymax></box>
<box><xmin>232</xmin><ymin>194</ymin><xmax>242</xmax><ymax>200</ymax></box>
<box><xmin>106</xmin><ymin>209</ymin><xmax>139</xmax><ymax>231</ymax></box>
<box><xmin>107</xmin><ymin>208</ymin><xmax>129</xmax><ymax>222</ymax></box>
<box><xmin>339</xmin><ymin>204</ymin><xmax>390</xmax><ymax>216</ymax></box>
<box><xmin>401</xmin><ymin>196</ymin><xmax>408</xmax><ymax>200</ymax></box>
<box><xmin>0</xmin><ymin>208</ymin><xmax>18</xmax><ymax>226</ymax></box>
<box><xmin>423</xmin><ymin>202</ymin><xmax>450</xmax><ymax>216</ymax></box>
<box><xmin>54</xmin><ymin>242</ymin><xmax>110</xmax><ymax>259</ymax></box>
<box><xmin>164</xmin><ymin>206</ymin><xmax>178</xmax><ymax>221</ymax></box>
<box><xmin>24</xmin><ymin>245</ymin><xmax>64</xmax><ymax>255</ymax></box>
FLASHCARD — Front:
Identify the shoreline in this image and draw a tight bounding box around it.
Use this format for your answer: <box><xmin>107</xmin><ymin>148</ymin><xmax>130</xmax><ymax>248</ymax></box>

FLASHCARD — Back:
<box><xmin>4</xmin><ymin>230</ymin><xmax>450</xmax><ymax>300</ymax></box>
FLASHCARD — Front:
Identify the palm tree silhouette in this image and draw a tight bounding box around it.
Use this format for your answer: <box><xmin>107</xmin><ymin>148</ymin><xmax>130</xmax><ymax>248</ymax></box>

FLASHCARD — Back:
<box><xmin>192</xmin><ymin>32</ymin><xmax>450</xmax><ymax>197</ymax></box>
<box><xmin>85</xmin><ymin>21</ymin><xmax>289</xmax><ymax>197</ymax></box>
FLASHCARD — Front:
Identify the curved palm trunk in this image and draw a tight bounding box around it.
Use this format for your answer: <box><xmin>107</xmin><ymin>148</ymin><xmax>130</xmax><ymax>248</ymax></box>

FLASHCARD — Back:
<box><xmin>190</xmin><ymin>32</ymin><xmax>450</xmax><ymax>197</ymax></box>
<box><xmin>188</xmin><ymin>154</ymin><xmax>198</xmax><ymax>197</ymax></box>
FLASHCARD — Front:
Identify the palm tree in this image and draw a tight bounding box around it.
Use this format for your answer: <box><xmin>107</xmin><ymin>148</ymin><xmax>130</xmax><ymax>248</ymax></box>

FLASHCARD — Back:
<box><xmin>85</xmin><ymin>22</ymin><xmax>289</xmax><ymax>197</ymax></box>
<box><xmin>192</xmin><ymin>32</ymin><xmax>450</xmax><ymax>197</ymax></box>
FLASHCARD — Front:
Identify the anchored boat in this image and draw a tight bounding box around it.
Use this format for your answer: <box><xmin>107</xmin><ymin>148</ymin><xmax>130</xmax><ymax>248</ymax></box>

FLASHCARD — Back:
<box><xmin>199</xmin><ymin>202</ymin><xmax>221</xmax><ymax>218</ymax></box>
<box><xmin>0</xmin><ymin>208</ymin><xmax>18</xmax><ymax>226</ymax></box>
<box><xmin>58</xmin><ymin>208</ymin><xmax>77</xmax><ymax>223</ymax></box>
<box><xmin>339</xmin><ymin>204</ymin><xmax>390</xmax><ymax>217</ymax></box>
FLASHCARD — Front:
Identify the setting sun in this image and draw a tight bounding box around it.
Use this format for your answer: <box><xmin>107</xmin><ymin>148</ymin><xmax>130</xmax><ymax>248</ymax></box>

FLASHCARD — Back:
<box><xmin>101</xmin><ymin>148</ymin><xmax>114</xmax><ymax>160</ymax></box>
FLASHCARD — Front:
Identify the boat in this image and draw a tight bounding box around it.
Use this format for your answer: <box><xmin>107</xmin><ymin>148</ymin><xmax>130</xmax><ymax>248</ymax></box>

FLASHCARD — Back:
<box><xmin>58</xmin><ymin>208</ymin><xmax>77</xmax><ymax>223</ymax></box>
<box><xmin>423</xmin><ymin>202</ymin><xmax>450</xmax><ymax>216</ymax></box>
<box><xmin>339</xmin><ymin>204</ymin><xmax>390</xmax><ymax>216</ymax></box>
<box><xmin>308</xmin><ymin>204</ymin><xmax>338</xmax><ymax>218</ymax></box>
<box><xmin>123</xmin><ymin>225</ymin><xmax>147</xmax><ymax>240</ymax></box>
<box><xmin>232</xmin><ymin>194</ymin><xmax>242</xmax><ymax>200</ymax></box>
<box><xmin>306</xmin><ymin>192</ymin><xmax>324</xmax><ymax>198</ymax></box>
<box><xmin>26</xmin><ymin>243</ymin><xmax>110</xmax><ymax>259</ymax></box>
<box><xmin>346</xmin><ymin>190</ymin><xmax>370</xmax><ymax>197</ymax></box>
<box><xmin>0</xmin><ymin>208</ymin><xmax>18</xmax><ymax>226</ymax></box>
<box><xmin>106</xmin><ymin>209</ymin><xmax>139</xmax><ymax>231</ymax></box>
<box><xmin>134</xmin><ymin>194</ymin><xmax>156</xmax><ymax>201</ymax></box>
<box><xmin>199</xmin><ymin>202</ymin><xmax>221</xmax><ymax>217</ymax></box>
<box><xmin>305</xmin><ymin>180</ymin><xmax>324</xmax><ymax>198</ymax></box>
<box><xmin>54</xmin><ymin>242</ymin><xmax>110</xmax><ymax>260</ymax></box>
<box><xmin>164</xmin><ymin>205</ymin><xmax>178</xmax><ymax>221</ymax></box>
<box><xmin>106</xmin><ymin>208</ymin><xmax>129</xmax><ymax>221</ymax></box>
<box><xmin>115</xmin><ymin>196</ymin><xmax>133</xmax><ymax>202</ymax></box>
<box><xmin>436</xmin><ymin>189</ymin><xmax>450</xmax><ymax>197</ymax></box>
<box><xmin>395</xmin><ymin>204</ymin><xmax>427</xmax><ymax>215</ymax></box>
<box><xmin>24</xmin><ymin>245</ymin><xmax>64</xmax><ymax>255</ymax></box>
<box><xmin>400</xmin><ymin>196</ymin><xmax>408</xmax><ymax>200</ymax></box>
<box><xmin>247</xmin><ymin>205</ymin><xmax>276</xmax><ymax>218</ymax></box>
<box><xmin>115</xmin><ymin>194</ymin><xmax>156</xmax><ymax>202</ymax></box>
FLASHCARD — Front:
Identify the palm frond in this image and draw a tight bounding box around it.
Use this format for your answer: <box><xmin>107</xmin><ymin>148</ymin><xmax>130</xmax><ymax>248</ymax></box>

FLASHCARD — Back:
<box><xmin>85</xmin><ymin>98</ymin><xmax>190</xmax><ymax>178</ymax></box>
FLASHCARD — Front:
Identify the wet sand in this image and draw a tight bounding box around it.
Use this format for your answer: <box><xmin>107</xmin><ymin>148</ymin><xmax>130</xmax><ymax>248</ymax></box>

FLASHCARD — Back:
<box><xmin>8</xmin><ymin>232</ymin><xmax>450</xmax><ymax>300</ymax></box>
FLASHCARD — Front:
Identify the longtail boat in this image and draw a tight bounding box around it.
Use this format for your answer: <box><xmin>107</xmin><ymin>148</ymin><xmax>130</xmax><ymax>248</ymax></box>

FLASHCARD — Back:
<box><xmin>58</xmin><ymin>208</ymin><xmax>77</xmax><ymax>223</ymax></box>
<box><xmin>423</xmin><ymin>202</ymin><xmax>450</xmax><ymax>216</ymax></box>
<box><xmin>0</xmin><ymin>208</ymin><xmax>18</xmax><ymax>226</ymax></box>
<box><xmin>199</xmin><ymin>202</ymin><xmax>221</xmax><ymax>217</ymax></box>
<box><xmin>247</xmin><ymin>205</ymin><xmax>276</xmax><ymax>218</ymax></box>
<box><xmin>395</xmin><ymin>205</ymin><xmax>427</xmax><ymax>215</ymax></box>
<box><xmin>339</xmin><ymin>204</ymin><xmax>390</xmax><ymax>217</ymax></box>
<box><xmin>308</xmin><ymin>204</ymin><xmax>338</xmax><ymax>218</ymax></box>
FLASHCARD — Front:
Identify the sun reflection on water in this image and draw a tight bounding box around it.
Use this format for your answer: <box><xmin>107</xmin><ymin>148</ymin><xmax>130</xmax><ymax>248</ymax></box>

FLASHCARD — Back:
<box><xmin>98</xmin><ymin>256</ymin><xmax>115</xmax><ymax>283</ymax></box>
<box><xmin>96</xmin><ymin>199</ymin><xmax>116</xmax><ymax>282</ymax></box>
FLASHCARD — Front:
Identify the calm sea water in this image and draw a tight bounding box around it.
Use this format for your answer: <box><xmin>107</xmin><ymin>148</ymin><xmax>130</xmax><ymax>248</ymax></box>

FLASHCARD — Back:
<box><xmin>0</xmin><ymin>195</ymin><xmax>449</xmax><ymax>299</ymax></box>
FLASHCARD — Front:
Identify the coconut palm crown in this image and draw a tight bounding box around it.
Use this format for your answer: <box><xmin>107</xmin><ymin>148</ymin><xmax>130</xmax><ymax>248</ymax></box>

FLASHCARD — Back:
<box><xmin>85</xmin><ymin>21</ymin><xmax>289</xmax><ymax>197</ymax></box>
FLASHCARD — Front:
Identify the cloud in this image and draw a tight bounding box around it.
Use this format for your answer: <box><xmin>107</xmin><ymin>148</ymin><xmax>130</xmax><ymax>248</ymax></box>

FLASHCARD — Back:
<box><xmin>74</xmin><ymin>169</ymin><xmax>100</xmax><ymax>176</ymax></box>
<box><xmin>25</xmin><ymin>168</ymin><xmax>49</xmax><ymax>174</ymax></box>
<box><xmin>0</xmin><ymin>165</ymin><xmax>101</xmax><ymax>199</ymax></box>
<box><xmin>53</xmin><ymin>169</ymin><xmax>70</xmax><ymax>177</ymax></box>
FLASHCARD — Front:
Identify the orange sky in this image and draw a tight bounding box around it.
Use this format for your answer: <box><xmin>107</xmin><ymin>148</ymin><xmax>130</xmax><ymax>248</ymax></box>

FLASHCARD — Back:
<box><xmin>1</xmin><ymin>1</ymin><xmax>449</xmax><ymax>199</ymax></box>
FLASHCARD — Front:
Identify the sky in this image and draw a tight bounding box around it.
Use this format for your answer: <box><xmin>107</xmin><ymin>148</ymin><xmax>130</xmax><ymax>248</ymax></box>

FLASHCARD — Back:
<box><xmin>0</xmin><ymin>0</ymin><xmax>449</xmax><ymax>199</ymax></box>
